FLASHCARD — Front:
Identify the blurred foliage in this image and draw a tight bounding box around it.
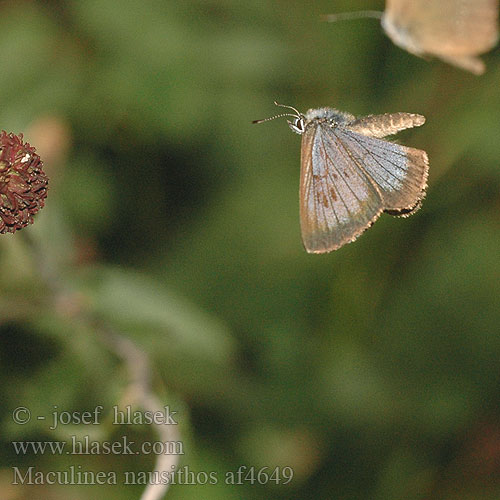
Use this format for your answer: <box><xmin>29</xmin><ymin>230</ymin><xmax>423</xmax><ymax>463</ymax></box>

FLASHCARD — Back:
<box><xmin>0</xmin><ymin>0</ymin><xmax>499</xmax><ymax>499</ymax></box>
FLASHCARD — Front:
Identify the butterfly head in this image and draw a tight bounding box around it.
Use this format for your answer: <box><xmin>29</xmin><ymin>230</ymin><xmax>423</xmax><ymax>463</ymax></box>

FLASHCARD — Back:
<box><xmin>287</xmin><ymin>115</ymin><xmax>306</xmax><ymax>134</ymax></box>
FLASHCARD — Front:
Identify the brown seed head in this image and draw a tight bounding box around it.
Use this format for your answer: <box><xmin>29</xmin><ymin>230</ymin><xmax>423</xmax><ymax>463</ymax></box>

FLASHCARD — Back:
<box><xmin>0</xmin><ymin>131</ymin><xmax>48</xmax><ymax>234</ymax></box>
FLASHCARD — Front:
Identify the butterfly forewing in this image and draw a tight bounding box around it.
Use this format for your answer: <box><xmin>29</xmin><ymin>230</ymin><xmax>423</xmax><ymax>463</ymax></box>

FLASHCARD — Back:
<box><xmin>300</xmin><ymin>123</ymin><xmax>384</xmax><ymax>253</ymax></box>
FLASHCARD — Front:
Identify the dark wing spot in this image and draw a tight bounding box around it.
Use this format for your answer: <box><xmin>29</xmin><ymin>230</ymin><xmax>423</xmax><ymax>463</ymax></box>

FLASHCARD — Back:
<box><xmin>321</xmin><ymin>192</ymin><xmax>329</xmax><ymax>207</ymax></box>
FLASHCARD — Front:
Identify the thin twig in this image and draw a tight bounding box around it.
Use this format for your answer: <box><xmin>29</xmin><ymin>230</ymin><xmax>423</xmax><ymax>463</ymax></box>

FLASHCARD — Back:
<box><xmin>21</xmin><ymin>228</ymin><xmax>180</xmax><ymax>500</ymax></box>
<box><xmin>99</xmin><ymin>326</ymin><xmax>181</xmax><ymax>500</ymax></box>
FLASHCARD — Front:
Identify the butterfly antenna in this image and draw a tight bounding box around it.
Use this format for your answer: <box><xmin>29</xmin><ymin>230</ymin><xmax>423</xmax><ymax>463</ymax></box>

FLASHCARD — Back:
<box><xmin>321</xmin><ymin>10</ymin><xmax>383</xmax><ymax>23</ymax></box>
<box><xmin>252</xmin><ymin>113</ymin><xmax>298</xmax><ymax>125</ymax></box>
<box><xmin>252</xmin><ymin>102</ymin><xmax>302</xmax><ymax>124</ymax></box>
<box><xmin>273</xmin><ymin>101</ymin><xmax>301</xmax><ymax>116</ymax></box>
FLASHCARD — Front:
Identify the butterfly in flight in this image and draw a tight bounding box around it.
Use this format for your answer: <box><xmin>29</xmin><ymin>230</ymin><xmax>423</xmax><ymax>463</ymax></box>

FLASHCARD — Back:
<box><xmin>253</xmin><ymin>102</ymin><xmax>429</xmax><ymax>253</ymax></box>
<box><xmin>382</xmin><ymin>0</ymin><xmax>499</xmax><ymax>74</ymax></box>
<box><xmin>325</xmin><ymin>0</ymin><xmax>499</xmax><ymax>74</ymax></box>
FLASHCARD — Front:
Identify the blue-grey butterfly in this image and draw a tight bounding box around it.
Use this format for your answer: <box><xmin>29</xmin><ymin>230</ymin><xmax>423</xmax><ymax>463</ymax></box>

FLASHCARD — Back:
<box><xmin>325</xmin><ymin>0</ymin><xmax>499</xmax><ymax>74</ymax></box>
<box><xmin>253</xmin><ymin>103</ymin><xmax>429</xmax><ymax>253</ymax></box>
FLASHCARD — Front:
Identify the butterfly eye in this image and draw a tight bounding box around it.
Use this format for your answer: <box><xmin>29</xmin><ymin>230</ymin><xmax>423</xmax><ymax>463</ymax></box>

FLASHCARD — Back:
<box><xmin>288</xmin><ymin>117</ymin><xmax>305</xmax><ymax>134</ymax></box>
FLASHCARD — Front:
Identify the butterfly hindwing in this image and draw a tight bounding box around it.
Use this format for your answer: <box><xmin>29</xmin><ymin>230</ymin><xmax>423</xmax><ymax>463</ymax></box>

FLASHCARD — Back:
<box><xmin>336</xmin><ymin>128</ymin><xmax>428</xmax><ymax>215</ymax></box>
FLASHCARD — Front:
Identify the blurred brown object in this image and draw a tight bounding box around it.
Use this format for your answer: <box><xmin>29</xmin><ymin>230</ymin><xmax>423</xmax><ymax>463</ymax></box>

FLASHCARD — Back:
<box><xmin>73</xmin><ymin>235</ymin><xmax>99</xmax><ymax>266</ymax></box>
<box><xmin>383</xmin><ymin>0</ymin><xmax>499</xmax><ymax>74</ymax></box>
<box><xmin>26</xmin><ymin>116</ymin><xmax>72</xmax><ymax>177</ymax></box>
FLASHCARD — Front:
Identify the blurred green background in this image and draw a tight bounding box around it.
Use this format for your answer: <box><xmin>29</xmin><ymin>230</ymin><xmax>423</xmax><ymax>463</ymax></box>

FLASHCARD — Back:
<box><xmin>1</xmin><ymin>0</ymin><xmax>499</xmax><ymax>499</ymax></box>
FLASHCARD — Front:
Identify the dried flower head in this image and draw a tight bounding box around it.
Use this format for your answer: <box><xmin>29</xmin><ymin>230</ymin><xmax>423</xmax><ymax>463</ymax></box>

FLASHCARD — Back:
<box><xmin>0</xmin><ymin>131</ymin><xmax>48</xmax><ymax>234</ymax></box>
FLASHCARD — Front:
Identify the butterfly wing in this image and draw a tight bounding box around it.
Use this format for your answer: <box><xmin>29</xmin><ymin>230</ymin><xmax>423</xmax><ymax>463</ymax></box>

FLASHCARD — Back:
<box><xmin>337</xmin><ymin>128</ymin><xmax>429</xmax><ymax>216</ymax></box>
<box><xmin>349</xmin><ymin>112</ymin><xmax>425</xmax><ymax>138</ymax></box>
<box><xmin>299</xmin><ymin>123</ymin><xmax>384</xmax><ymax>253</ymax></box>
<box><xmin>383</xmin><ymin>0</ymin><xmax>498</xmax><ymax>74</ymax></box>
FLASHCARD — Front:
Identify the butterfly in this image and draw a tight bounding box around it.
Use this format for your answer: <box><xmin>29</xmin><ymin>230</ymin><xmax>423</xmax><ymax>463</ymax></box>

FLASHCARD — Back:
<box><xmin>382</xmin><ymin>0</ymin><xmax>499</xmax><ymax>74</ymax></box>
<box><xmin>253</xmin><ymin>102</ymin><xmax>429</xmax><ymax>253</ymax></box>
<box><xmin>325</xmin><ymin>0</ymin><xmax>499</xmax><ymax>74</ymax></box>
